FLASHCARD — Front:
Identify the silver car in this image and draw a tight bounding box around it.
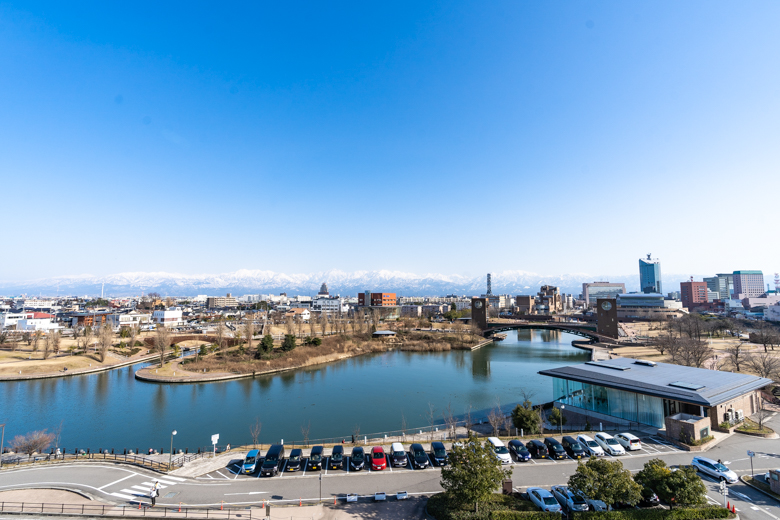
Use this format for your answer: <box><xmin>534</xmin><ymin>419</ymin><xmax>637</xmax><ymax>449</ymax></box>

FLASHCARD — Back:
<box><xmin>551</xmin><ymin>485</ymin><xmax>589</xmax><ymax>512</ymax></box>
<box><xmin>527</xmin><ymin>488</ymin><xmax>563</xmax><ymax>513</ymax></box>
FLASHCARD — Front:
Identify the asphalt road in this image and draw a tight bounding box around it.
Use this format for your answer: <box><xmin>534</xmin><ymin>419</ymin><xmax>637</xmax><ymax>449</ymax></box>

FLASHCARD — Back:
<box><xmin>1</xmin><ymin>413</ymin><xmax>779</xmax><ymax>520</ymax></box>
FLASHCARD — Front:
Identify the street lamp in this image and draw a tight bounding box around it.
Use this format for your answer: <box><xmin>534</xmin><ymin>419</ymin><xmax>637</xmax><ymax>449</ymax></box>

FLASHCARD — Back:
<box><xmin>0</xmin><ymin>423</ymin><xmax>5</xmax><ymax>469</ymax></box>
<box><xmin>559</xmin><ymin>405</ymin><xmax>565</xmax><ymax>436</ymax></box>
<box><xmin>169</xmin><ymin>430</ymin><xmax>177</xmax><ymax>469</ymax></box>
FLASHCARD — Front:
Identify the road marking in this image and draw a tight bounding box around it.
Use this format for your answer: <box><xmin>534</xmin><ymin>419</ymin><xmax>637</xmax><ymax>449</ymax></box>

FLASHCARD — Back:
<box><xmin>111</xmin><ymin>492</ymin><xmax>136</xmax><ymax>500</ymax></box>
<box><xmin>731</xmin><ymin>491</ymin><xmax>752</xmax><ymax>502</ymax></box>
<box><xmin>98</xmin><ymin>473</ymin><xmax>137</xmax><ymax>490</ymax></box>
<box><xmin>139</xmin><ymin>482</ymin><xmax>167</xmax><ymax>489</ymax></box>
<box><xmin>215</xmin><ymin>471</ymin><xmax>230</xmax><ymax>480</ymax></box>
<box><xmin>224</xmin><ymin>492</ymin><xmax>269</xmax><ymax>496</ymax></box>
<box><xmin>154</xmin><ymin>478</ymin><xmax>179</xmax><ymax>486</ymax></box>
<box><xmin>131</xmin><ymin>485</ymin><xmax>150</xmax><ymax>492</ymax></box>
<box><xmin>121</xmin><ymin>489</ymin><xmax>141</xmax><ymax>496</ymax></box>
<box><xmin>163</xmin><ymin>476</ymin><xmax>186</xmax><ymax>482</ymax></box>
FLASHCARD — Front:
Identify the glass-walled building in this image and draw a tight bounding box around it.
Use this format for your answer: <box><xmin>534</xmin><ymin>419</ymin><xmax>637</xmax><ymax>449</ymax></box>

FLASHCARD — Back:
<box><xmin>540</xmin><ymin>358</ymin><xmax>772</xmax><ymax>430</ymax></box>
<box><xmin>639</xmin><ymin>255</ymin><xmax>662</xmax><ymax>294</ymax></box>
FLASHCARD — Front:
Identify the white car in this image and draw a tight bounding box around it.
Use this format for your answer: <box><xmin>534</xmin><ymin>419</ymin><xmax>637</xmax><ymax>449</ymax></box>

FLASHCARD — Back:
<box><xmin>577</xmin><ymin>434</ymin><xmax>605</xmax><ymax>457</ymax></box>
<box><xmin>488</xmin><ymin>437</ymin><xmax>512</xmax><ymax>465</ymax></box>
<box><xmin>594</xmin><ymin>433</ymin><xmax>625</xmax><ymax>456</ymax></box>
<box><xmin>615</xmin><ymin>433</ymin><xmax>642</xmax><ymax>451</ymax></box>
<box><xmin>527</xmin><ymin>488</ymin><xmax>562</xmax><ymax>513</ymax></box>
<box><xmin>692</xmin><ymin>457</ymin><xmax>738</xmax><ymax>484</ymax></box>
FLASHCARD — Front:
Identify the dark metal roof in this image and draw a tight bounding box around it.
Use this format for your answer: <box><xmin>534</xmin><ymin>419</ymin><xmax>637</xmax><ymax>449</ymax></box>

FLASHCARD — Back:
<box><xmin>539</xmin><ymin>357</ymin><xmax>772</xmax><ymax>407</ymax></box>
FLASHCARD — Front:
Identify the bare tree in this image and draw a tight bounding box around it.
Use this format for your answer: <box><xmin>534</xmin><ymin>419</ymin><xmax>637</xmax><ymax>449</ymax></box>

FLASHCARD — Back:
<box><xmin>244</xmin><ymin>319</ymin><xmax>255</xmax><ymax>357</ymax></box>
<box><xmin>42</xmin><ymin>334</ymin><xmax>52</xmax><ymax>360</ymax></box>
<box><xmin>215</xmin><ymin>318</ymin><xmax>226</xmax><ymax>351</ymax></box>
<box><xmin>487</xmin><ymin>407</ymin><xmax>503</xmax><ymax>437</ymax></box>
<box><xmin>746</xmin><ymin>351</ymin><xmax>780</xmax><ymax>380</ymax></box>
<box><xmin>401</xmin><ymin>413</ymin><xmax>408</xmax><ymax>439</ymax></box>
<box><xmin>352</xmin><ymin>424</ymin><xmax>361</xmax><ymax>444</ymax></box>
<box><xmin>128</xmin><ymin>324</ymin><xmax>140</xmax><ymax>351</ymax></box>
<box><xmin>755</xmin><ymin>397</ymin><xmax>771</xmax><ymax>430</ymax></box>
<box><xmin>442</xmin><ymin>402</ymin><xmax>457</xmax><ymax>440</ymax></box>
<box><xmin>250</xmin><ymin>416</ymin><xmax>262</xmax><ymax>448</ymax></box>
<box><xmin>154</xmin><ymin>326</ymin><xmax>171</xmax><ymax>368</ymax></box>
<box><xmin>320</xmin><ymin>313</ymin><xmax>329</xmax><ymax>336</ymax></box>
<box><xmin>11</xmin><ymin>430</ymin><xmax>55</xmax><ymax>456</ymax></box>
<box><xmin>83</xmin><ymin>326</ymin><xmax>93</xmax><ymax>353</ymax></box>
<box><xmin>32</xmin><ymin>330</ymin><xmax>42</xmax><ymax>353</ymax></box>
<box><xmin>426</xmin><ymin>402</ymin><xmax>437</xmax><ymax>440</ymax></box>
<box><xmin>678</xmin><ymin>338</ymin><xmax>713</xmax><ymax>368</ymax></box>
<box><xmin>295</xmin><ymin>316</ymin><xmax>304</xmax><ymax>339</ymax></box>
<box><xmin>752</xmin><ymin>322</ymin><xmax>779</xmax><ymax>353</ymax></box>
<box><xmin>284</xmin><ymin>316</ymin><xmax>295</xmax><ymax>336</ymax></box>
<box><xmin>726</xmin><ymin>343</ymin><xmax>747</xmax><ymax>372</ymax></box>
<box><xmin>464</xmin><ymin>403</ymin><xmax>473</xmax><ymax>435</ymax></box>
<box><xmin>50</xmin><ymin>330</ymin><xmax>61</xmax><ymax>356</ymax></box>
<box><xmin>301</xmin><ymin>421</ymin><xmax>311</xmax><ymax>447</ymax></box>
<box><xmin>97</xmin><ymin>323</ymin><xmax>114</xmax><ymax>363</ymax></box>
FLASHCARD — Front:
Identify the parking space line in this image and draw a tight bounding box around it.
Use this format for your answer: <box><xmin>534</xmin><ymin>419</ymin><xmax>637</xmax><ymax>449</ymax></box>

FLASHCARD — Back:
<box><xmin>215</xmin><ymin>471</ymin><xmax>230</xmax><ymax>480</ymax></box>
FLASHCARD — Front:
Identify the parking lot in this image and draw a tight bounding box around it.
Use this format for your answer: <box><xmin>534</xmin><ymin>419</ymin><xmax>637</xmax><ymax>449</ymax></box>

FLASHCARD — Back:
<box><xmin>196</xmin><ymin>435</ymin><xmax>686</xmax><ymax>481</ymax></box>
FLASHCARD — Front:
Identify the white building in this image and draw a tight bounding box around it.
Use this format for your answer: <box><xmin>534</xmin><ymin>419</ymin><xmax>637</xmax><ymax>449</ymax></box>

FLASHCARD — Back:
<box><xmin>765</xmin><ymin>304</ymin><xmax>780</xmax><ymax>322</ymax></box>
<box><xmin>1</xmin><ymin>312</ymin><xmax>27</xmax><ymax>329</ymax></box>
<box><xmin>14</xmin><ymin>299</ymin><xmax>61</xmax><ymax>312</ymax></box>
<box><xmin>107</xmin><ymin>311</ymin><xmax>151</xmax><ymax>328</ymax></box>
<box><xmin>152</xmin><ymin>309</ymin><xmax>184</xmax><ymax>327</ymax></box>
<box><xmin>15</xmin><ymin>313</ymin><xmax>60</xmax><ymax>331</ymax></box>
<box><xmin>312</xmin><ymin>297</ymin><xmax>347</xmax><ymax>313</ymax></box>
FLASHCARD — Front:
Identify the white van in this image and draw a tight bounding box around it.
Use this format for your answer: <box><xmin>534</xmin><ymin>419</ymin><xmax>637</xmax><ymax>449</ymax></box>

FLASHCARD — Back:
<box><xmin>488</xmin><ymin>437</ymin><xmax>512</xmax><ymax>465</ymax></box>
<box><xmin>390</xmin><ymin>442</ymin><xmax>408</xmax><ymax>467</ymax></box>
<box><xmin>576</xmin><ymin>434</ymin><xmax>605</xmax><ymax>457</ymax></box>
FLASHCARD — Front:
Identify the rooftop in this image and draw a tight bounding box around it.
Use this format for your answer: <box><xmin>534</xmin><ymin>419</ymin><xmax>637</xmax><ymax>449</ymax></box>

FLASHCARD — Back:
<box><xmin>539</xmin><ymin>357</ymin><xmax>772</xmax><ymax>407</ymax></box>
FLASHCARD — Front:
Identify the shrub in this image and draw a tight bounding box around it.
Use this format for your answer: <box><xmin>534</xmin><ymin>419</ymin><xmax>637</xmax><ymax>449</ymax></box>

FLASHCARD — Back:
<box><xmin>490</xmin><ymin>513</ymin><xmax>562</xmax><ymax>520</ymax></box>
<box><xmin>281</xmin><ymin>335</ymin><xmax>297</xmax><ymax>352</ymax></box>
<box><xmin>572</xmin><ymin>507</ymin><xmax>730</xmax><ymax>520</ymax></box>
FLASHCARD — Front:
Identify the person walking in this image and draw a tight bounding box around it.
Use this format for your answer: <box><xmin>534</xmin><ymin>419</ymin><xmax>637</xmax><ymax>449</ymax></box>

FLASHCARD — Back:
<box><xmin>150</xmin><ymin>481</ymin><xmax>161</xmax><ymax>506</ymax></box>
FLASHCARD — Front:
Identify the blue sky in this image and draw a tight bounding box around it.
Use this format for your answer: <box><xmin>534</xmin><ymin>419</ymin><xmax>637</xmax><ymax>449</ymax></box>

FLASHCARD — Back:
<box><xmin>1</xmin><ymin>1</ymin><xmax>778</xmax><ymax>280</ymax></box>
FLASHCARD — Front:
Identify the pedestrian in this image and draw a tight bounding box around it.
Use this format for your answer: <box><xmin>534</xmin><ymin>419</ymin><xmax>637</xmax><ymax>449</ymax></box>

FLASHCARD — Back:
<box><xmin>226</xmin><ymin>444</ymin><xmax>231</xmax><ymax>451</ymax></box>
<box><xmin>351</xmin><ymin>435</ymin><xmax>354</xmax><ymax>444</ymax></box>
<box><xmin>149</xmin><ymin>482</ymin><xmax>159</xmax><ymax>506</ymax></box>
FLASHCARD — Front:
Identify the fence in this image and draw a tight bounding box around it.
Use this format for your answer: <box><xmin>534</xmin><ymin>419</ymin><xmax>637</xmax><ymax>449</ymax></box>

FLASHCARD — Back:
<box><xmin>0</xmin><ymin>502</ymin><xmax>254</xmax><ymax>519</ymax></box>
<box><xmin>0</xmin><ymin>451</ymin><xmax>207</xmax><ymax>472</ymax></box>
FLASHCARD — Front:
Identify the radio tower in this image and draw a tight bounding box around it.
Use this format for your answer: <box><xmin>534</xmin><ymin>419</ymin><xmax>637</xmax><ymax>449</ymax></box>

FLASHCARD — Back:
<box><xmin>486</xmin><ymin>273</ymin><xmax>493</xmax><ymax>296</ymax></box>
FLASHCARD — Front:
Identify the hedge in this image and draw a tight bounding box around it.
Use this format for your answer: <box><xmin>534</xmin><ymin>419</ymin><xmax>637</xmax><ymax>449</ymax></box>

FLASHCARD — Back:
<box><xmin>572</xmin><ymin>507</ymin><xmax>731</xmax><ymax>520</ymax></box>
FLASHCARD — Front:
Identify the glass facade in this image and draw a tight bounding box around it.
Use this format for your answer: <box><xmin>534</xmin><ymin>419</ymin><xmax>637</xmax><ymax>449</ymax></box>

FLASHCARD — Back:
<box><xmin>639</xmin><ymin>258</ymin><xmax>663</xmax><ymax>294</ymax></box>
<box><xmin>553</xmin><ymin>377</ymin><xmax>666</xmax><ymax>428</ymax></box>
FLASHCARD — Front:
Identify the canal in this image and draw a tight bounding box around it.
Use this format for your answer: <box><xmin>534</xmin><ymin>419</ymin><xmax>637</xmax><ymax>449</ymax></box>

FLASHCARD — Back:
<box><xmin>0</xmin><ymin>329</ymin><xmax>590</xmax><ymax>451</ymax></box>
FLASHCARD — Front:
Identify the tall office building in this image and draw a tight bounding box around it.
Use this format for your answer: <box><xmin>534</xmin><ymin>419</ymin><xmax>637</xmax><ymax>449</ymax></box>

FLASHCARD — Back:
<box><xmin>639</xmin><ymin>254</ymin><xmax>663</xmax><ymax>294</ymax></box>
<box><xmin>680</xmin><ymin>281</ymin><xmax>708</xmax><ymax>310</ymax></box>
<box><xmin>704</xmin><ymin>274</ymin><xmax>734</xmax><ymax>301</ymax></box>
<box><xmin>733</xmin><ymin>271</ymin><xmax>765</xmax><ymax>298</ymax></box>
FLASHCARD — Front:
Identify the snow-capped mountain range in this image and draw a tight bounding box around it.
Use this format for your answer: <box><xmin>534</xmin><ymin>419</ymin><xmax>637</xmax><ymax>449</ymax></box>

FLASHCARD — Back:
<box><xmin>0</xmin><ymin>269</ymin><xmax>700</xmax><ymax>298</ymax></box>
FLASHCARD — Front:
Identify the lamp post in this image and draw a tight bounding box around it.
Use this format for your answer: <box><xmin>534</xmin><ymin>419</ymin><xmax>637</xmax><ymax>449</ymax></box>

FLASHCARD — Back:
<box><xmin>169</xmin><ymin>430</ymin><xmax>177</xmax><ymax>469</ymax></box>
<box><xmin>559</xmin><ymin>405</ymin><xmax>565</xmax><ymax>436</ymax></box>
<box><xmin>0</xmin><ymin>423</ymin><xmax>5</xmax><ymax>469</ymax></box>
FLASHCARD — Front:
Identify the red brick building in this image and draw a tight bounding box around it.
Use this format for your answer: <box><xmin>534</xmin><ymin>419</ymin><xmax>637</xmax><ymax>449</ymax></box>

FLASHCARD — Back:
<box><xmin>681</xmin><ymin>281</ymin><xmax>708</xmax><ymax>310</ymax></box>
<box><xmin>358</xmin><ymin>292</ymin><xmax>397</xmax><ymax>306</ymax></box>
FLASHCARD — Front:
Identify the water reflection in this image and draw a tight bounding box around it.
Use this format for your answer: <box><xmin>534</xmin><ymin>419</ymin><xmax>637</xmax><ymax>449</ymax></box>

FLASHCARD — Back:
<box><xmin>0</xmin><ymin>329</ymin><xmax>589</xmax><ymax>449</ymax></box>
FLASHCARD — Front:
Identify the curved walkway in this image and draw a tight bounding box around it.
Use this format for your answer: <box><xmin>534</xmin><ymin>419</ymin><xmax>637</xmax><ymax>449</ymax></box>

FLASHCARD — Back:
<box><xmin>0</xmin><ymin>353</ymin><xmax>161</xmax><ymax>382</ymax></box>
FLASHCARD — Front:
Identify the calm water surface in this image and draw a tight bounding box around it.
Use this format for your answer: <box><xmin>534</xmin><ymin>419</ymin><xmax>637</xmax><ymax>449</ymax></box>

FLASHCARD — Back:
<box><xmin>0</xmin><ymin>329</ymin><xmax>589</xmax><ymax>451</ymax></box>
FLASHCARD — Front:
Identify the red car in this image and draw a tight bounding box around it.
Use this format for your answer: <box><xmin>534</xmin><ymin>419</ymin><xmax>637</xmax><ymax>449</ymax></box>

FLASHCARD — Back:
<box><xmin>371</xmin><ymin>446</ymin><xmax>387</xmax><ymax>471</ymax></box>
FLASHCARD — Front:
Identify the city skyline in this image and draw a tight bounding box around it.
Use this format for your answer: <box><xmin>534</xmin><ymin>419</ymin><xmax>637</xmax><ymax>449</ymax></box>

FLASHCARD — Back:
<box><xmin>2</xmin><ymin>2</ymin><xmax>780</xmax><ymax>278</ymax></box>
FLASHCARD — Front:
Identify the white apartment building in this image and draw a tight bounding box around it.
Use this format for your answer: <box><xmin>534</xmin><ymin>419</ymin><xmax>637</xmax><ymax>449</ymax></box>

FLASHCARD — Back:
<box><xmin>107</xmin><ymin>311</ymin><xmax>151</xmax><ymax>328</ymax></box>
<box><xmin>312</xmin><ymin>297</ymin><xmax>347</xmax><ymax>313</ymax></box>
<box><xmin>1</xmin><ymin>312</ymin><xmax>27</xmax><ymax>329</ymax></box>
<box><xmin>152</xmin><ymin>309</ymin><xmax>184</xmax><ymax>327</ymax></box>
<box><xmin>14</xmin><ymin>299</ymin><xmax>61</xmax><ymax>312</ymax></box>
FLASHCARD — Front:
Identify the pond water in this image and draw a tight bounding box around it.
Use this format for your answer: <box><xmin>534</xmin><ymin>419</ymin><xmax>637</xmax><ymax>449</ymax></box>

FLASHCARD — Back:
<box><xmin>0</xmin><ymin>329</ymin><xmax>590</xmax><ymax>452</ymax></box>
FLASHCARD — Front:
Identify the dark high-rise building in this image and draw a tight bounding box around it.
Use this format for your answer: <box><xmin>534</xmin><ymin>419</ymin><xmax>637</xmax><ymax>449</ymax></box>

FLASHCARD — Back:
<box><xmin>639</xmin><ymin>254</ymin><xmax>663</xmax><ymax>294</ymax></box>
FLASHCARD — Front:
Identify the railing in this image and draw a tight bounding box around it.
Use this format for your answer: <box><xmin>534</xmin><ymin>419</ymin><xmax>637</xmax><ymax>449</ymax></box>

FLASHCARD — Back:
<box><xmin>0</xmin><ymin>451</ymin><xmax>207</xmax><ymax>472</ymax></box>
<box><xmin>0</xmin><ymin>501</ymin><xmax>254</xmax><ymax>519</ymax></box>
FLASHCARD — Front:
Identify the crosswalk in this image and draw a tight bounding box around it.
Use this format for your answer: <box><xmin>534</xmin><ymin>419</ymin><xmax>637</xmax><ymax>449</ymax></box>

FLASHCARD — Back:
<box><xmin>107</xmin><ymin>475</ymin><xmax>186</xmax><ymax>502</ymax></box>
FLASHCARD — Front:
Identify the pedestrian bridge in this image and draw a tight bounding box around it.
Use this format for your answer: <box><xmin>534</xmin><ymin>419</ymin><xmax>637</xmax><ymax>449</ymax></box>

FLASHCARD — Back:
<box><xmin>485</xmin><ymin>320</ymin><xmax>618</xmax><ymax>344</ymax></box>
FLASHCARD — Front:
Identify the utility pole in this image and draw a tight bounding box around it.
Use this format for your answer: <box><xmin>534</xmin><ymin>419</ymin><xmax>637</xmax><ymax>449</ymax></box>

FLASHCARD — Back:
<box><xmin>0</xmin><ymin>423</ymin><xmax>5</xmax><ymax>469</ymax></box>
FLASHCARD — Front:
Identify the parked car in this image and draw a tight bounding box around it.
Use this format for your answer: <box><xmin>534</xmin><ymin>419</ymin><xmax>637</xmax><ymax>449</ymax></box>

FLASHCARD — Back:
<box><xmin>594</xmin><ymin>433</ymin><xmax>625</xmax><ymax>456</ymax></box>
<box><xmin>615</xmin><ymin>433</ymin><xmax>642</xmax><ymax>451</ymax></box>
<box><xmin>260</xmin><ymin>444</ymin><xmax>285</xmax><ymax>477</ymax></box>
<box><xmin>410</xmin><ymin>443</ymin><xmax>429</xmax><ymax>469</ymax></box>
<box><xmin>561</xmin><ymin>436</ymin><xmax>586</xmax><ymax>459</ymax></box>
<box><xmin>390</xmin><ymin>442</ymin><xmax>408</xmax><ymax>467</ymax></box>
<box><xmin>286</xmin><ymin>449</ymin><xmax>303</xmax><ymax>472</ymax></box>
<box><xmin>691</xmin><ymin>456</ymin><xmax>738</xmax><ymax>483</ymax></box>
<box><xmin>371</xmin><ymin>446</ymin><xmax>387</xmax><ymax>471</ymax></box>
<box><xmin>551</xmin><ymin>485</ymin><xmax>589</xmax><ymax>512</ymax></box>
<box><xmin>488</xmin><ymin>437</ymin><xmax>512</xmax><ymax>465</ymax></box>
<box><xmin>527</xmin><ymin>439</ymin><xmax>549</xmax><ymax>459</ymax></box>
<box><xmin>577</xmin><ymin>435</ymin><xmax>605</xmax><ymax>457</ymax></box>
<box><xmin>508</xmin><ymin>440</ymin><xmax>531</xmax><ymax>462</ymax></box>
<box><xmin>544</xmin><ymin>438</ymin><xmax>567</xmax><ymax>460</ymax></box>
<box><xmin>243</xmin><ymin>449</ymin><xmax>260</xmax><ymax>474</ymax></box>
<box><xmin>431</xmin><ymin>442</ymin><xmax>448</xmax><ymax>466</ymax></box>
<box><xmin>587</xmin><ymin>499</ymin><xmax>609</xmax><ymax>512</ymax></box>
<box><xmin>308</xmin><ymin>446</ymin><xmax>323</xmax><ymax>470</ymax></box>
<box><xmin>330</xmin><ymin>445</ymin><xmax>344</xmax><ymax>470</ymax></box>
<box><xmin>639</xmin><ymin>489</ymin><xmax>660</xmax><ymax>507</ymax></box>
<box><xmin>350</xmin><ymin>446</ymin><xmax>365</xmax><ymax>471</ymax></box>
<box><xmin>527</xmin><ymin>487</ymin><xmax>563</xmax><ymax>512</ymax></box>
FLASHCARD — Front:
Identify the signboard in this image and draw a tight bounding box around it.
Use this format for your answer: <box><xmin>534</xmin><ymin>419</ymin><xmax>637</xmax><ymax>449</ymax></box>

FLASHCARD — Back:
<box><xmin>748</xmin><ymin>450</ymin><xmax>755</xmax><ymax>457</ymax></box>
<box><xmin>211</xmin><ymin>434</ymin><xmax>219</xmax><ymax>445</ymax></box>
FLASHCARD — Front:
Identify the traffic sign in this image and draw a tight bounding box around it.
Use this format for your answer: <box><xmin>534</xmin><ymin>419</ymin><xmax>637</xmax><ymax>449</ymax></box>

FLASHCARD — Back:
<box><xmin>212</xmin><ymin>434</ymin><xmax>219</xmax><ymax>445</ymax></box>
<box><xmin>748</xmin><ymin>450</ymin><xmax>755</xmax><ymax>457</ymax></box>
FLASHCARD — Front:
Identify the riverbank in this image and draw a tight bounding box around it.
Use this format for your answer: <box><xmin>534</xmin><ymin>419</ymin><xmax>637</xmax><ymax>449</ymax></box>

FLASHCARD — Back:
<box><xmin>136</xmin><ymin>331</ymin><xmax>485</xmax><ymax>384</ymax></box>
<box><xmin>0</xmin><ymin>350</ymin><xmax>161</xmax><ymax>381</ymax></box>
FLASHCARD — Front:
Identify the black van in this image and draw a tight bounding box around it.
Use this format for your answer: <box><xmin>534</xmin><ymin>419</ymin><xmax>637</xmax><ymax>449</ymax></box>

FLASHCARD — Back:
<box><xmin>350</xmin><ymin>446</ymin><xmax>365</xmax><ymax>471</ymax></box>
<box><xmin>286</xmin><ymin>448</ymin><xmax>303</xmax><ymax>472</ymax></box>
<box><xmin>330</xmin><ymin>445</ymin><xmax>344</xmax><ymax>470</ymax></box>
<box><xmin>308</xmin><ymin>446</ymin><xmax>324</xmax><ymax>470</ymax></box>
<box><xmin>544</xmin><ymin>438</ymin><xmax>567</xmax><ymax>460</ymax></box>
<box><xmin>431</xmin><ymin>442</ymin><xmax>448</xmax><ymax>466</ymax></box>
<box><xmin>561</xmin><ymin>436</ymin><xmax>586</xmax><ymax>459</ymax></box>
<box><xmin>527</xmin><ymin>439</ymin><xmax>549</xmax><ymax>459</ymax></box>
<box><xmin>410</xmin><ymin>443</ymin><xmax>429</xmax><ymax>469</ymax></box>
<box><xmin>261</xmin><ymin>444</ymin><xmax>285</xmax><ymax>477</ymax></box>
